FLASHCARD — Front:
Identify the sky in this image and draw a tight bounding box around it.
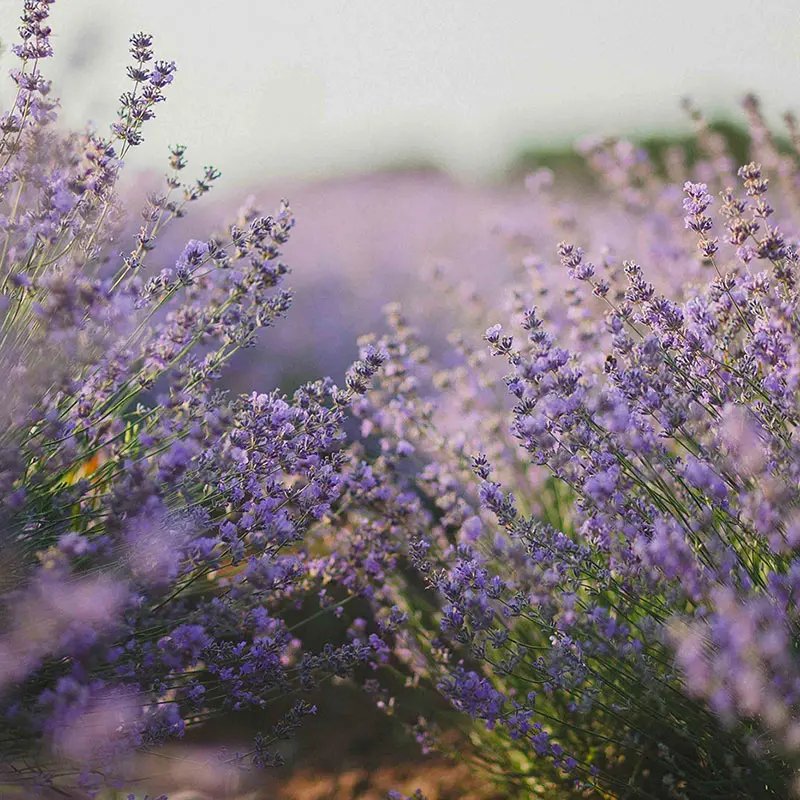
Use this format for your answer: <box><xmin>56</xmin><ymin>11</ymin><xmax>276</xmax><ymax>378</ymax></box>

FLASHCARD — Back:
<box><xmin>0</xmin><ymin>0</ymin><xmax>798</xmax><ymax>186</ymax></box>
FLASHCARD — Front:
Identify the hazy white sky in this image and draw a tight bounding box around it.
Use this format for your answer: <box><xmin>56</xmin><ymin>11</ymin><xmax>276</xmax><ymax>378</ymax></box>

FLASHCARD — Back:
<box><xmin>1</xmin><ymin>0</ymin><xmax>798</xmax><ymax>185</ymax></box>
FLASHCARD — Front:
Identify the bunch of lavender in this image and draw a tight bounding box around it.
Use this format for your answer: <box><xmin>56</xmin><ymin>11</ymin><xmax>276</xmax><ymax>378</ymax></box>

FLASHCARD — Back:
<box><xmin>0</xmin><ymin>3</ymin><xmax>390</xmax><ymax>795</ymax></box>
<box><xmin>340</xmin><ymin>106</ymin><xmax>800</xmax><ymax>798</ymax></box>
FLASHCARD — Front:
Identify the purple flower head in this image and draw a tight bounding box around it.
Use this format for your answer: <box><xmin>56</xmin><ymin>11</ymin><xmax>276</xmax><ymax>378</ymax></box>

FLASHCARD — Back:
<box><xmin>158</xmin><ymin>624</ymin><xmax>210</xmax><ymax>671</ymax></box>
<box><xmin>439</xmin><ymin>668</ymin><xmax>505</xmax><ymax>727</ymax></box>
<box><xmin>150</xmin><ymin>60</ymin><xmax>177</xmax><ymax>88</ymax></box>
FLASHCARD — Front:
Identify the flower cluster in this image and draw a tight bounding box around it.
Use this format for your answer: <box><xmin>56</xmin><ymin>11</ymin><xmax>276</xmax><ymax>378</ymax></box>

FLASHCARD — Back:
<box><xmin>0</xmin><ymin>3</ymin><xmax>390</xmax><ymax>796</ymax></box>
<box><xmin>339</xmin><ymin>101</ymin><xmax>800</xmax><ymax>798</ymax></box>
<box><xmin>6</xmin><ymin>2</ymin><xmax>800</xmax><ymax>799</ymax></box>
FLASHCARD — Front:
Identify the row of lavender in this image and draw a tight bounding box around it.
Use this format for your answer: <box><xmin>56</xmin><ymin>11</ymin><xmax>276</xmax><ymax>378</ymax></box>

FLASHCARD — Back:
<box><xmin>1</xmin><ymin>2</ymin><xmax>798</xmax><ymax>798</ymax></box>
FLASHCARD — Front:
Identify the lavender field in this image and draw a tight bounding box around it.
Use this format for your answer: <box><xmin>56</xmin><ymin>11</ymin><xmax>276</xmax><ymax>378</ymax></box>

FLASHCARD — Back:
<box><xmin>1</xmin><ymin>1</ymin><xmax>800</xmax><ymax>798</ymax></box>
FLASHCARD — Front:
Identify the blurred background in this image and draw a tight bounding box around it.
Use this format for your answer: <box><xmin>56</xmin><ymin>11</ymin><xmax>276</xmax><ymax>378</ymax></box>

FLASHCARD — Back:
<box><xmin>3</xmin><ymin>0</ymin><xmax>796</xmax><ymax>185</ymax></box>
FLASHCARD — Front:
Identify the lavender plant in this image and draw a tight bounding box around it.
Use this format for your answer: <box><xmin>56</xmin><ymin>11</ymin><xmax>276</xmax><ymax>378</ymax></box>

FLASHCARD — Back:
<box><xmin>340</xmin><ymin>109</ymin><xmax>800</xmax><ymax>797</ymax></box>
<box><xmin>0</xmin><ymin>2</ymin><xmax>390</xmax><ymax>795</ymax></box>
<box><xmin>5</xmin><ymin>2</ymin><xmax>800</xmax><ymax>799</ymax></box>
